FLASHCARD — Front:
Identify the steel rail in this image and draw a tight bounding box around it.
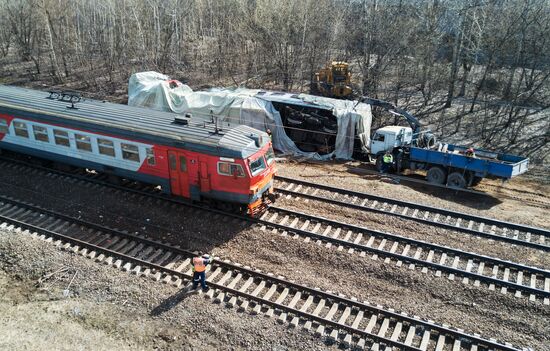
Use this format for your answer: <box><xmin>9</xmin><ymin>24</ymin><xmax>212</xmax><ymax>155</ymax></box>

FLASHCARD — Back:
<box><xmin>262</xmin><ymin>206</ymin><xmax>550</xmax><ymax>298</ymax></box>
<box><xmin>0</xmin><ymin>158</ymin><xmax>548</xmax><ymax>300</ymax></box>
<box><xmin>275</xmin><ymin>175</ymin><xmax>550</xmax><ymax>250</ymax></box>
<box><xmin>0</xmin><ymin>200</ymin><xmax>522</xmax><ymax>351</ymax></box>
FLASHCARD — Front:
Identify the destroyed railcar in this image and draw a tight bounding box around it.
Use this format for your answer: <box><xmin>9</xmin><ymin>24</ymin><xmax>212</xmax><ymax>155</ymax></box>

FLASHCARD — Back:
<box><xmin>128</xmin><ymin>71</ymin><xmax>372</xmax><ymax>160</ymax></box>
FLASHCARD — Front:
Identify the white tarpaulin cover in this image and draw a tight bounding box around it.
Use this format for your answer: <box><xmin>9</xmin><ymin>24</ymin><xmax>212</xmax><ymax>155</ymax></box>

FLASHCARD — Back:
<box><xmin>128</xmin><ymin>71</ymin><xmax>372</xmax><ymax>160</ymax></box>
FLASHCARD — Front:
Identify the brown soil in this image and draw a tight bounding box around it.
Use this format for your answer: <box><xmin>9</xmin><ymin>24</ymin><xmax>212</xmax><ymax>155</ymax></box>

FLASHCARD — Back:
<box><xmin>0</xmin><ymin>230</ymin><xmax>337</xmax><ymax>351</ymax></box>
<box><xmin>0</xmin><ymin>161</ymin><xmax>548</xmax><ymax>350</ymax></box>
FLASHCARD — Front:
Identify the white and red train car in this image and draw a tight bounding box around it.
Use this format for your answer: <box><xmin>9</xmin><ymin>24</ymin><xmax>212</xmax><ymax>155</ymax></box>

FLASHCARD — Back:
<box><xmin>0</xmin><ymin>85</ymin><xmax>276</xmax><ymax>214</ymax></box>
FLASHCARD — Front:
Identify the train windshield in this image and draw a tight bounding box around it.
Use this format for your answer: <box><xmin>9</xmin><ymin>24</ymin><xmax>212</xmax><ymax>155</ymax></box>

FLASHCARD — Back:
<box><xmin>266</xmin><ymin>148</ymin><xmax>275</xmax><ymax>165</ymax></box>
<box><xmin>249</xmin><ymin>156</ymin><xmax>266</xmax><ymax>175</ymax></box>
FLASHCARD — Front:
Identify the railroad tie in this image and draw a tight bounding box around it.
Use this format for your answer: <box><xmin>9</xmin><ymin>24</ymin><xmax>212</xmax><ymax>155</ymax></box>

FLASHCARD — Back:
<box><xmin>340</xmin><ymin>230</ymin><xmax>353</xmax><ymax>251</ymax></box>
<box><xmin>435</xmin><ymin>253</ymin><xmax>447</xmax><ymax>277</ymax></box>
<box><xmin>326</xmin><ymin>227</ymin><xmax>341</xmax><ymax>248</ymax></box>
<box><xmin>544</xmin><ymin>278</ymin><xmax>549</xmax><ymax>305</ymax></box>
<box><xmin>474</xmin><ymin>262</ymin><xmax>485</xmax><ymax>287</ymax></box>
<box><xmin>279</xmin><ymin>291</ymin><xmax>301</xmax><ymax>323</ymax></box>
<box><xmin>512</xmin><ymin>272</ymin><xmax>523</xmax><ymax>299</ymax></box>
<box><xmin>212</xmin><ymin>270</ymin><xmax>233</xmax><ymax>302</ymax></box>
<box><xmin>315</xmin><ymin>301</ymin><xmax>339</xmax><ymax>337</ymax></box>
<box><xmin>421</xmin><ymin>250</ymin><xmax>435</xmax><ymax>273</ymax></box>
<box><xmin>403</xmin><ymin>325</ymin><xmax>416</xmax><ymax>347</ymax></box>
<box><xmin>221</xmin><ymin>273</ymin><xmax>243</xmax><ymax>306</ymax></box>
<box><xmin>419</xmin><ymin>329</ymin><xmax>431</xmax><ymax>351</ymax></box>
<box><xmin>385</xmin><ymin>242</ymin><xmax>399</xmax><ymax>264</ymax></box>
<box><xmin>529</xmin><ymin>274</ymin><xmax>537</xmax><ymax>302</ymax></box>
<box><xmin>299</xmin><ymin>220</ymin><xmax>311</xmax><ymax>241</ymax></box>
<box><xmin>356</xmin><ymin>314</ymin><xmax>378</xmax><ymax>349</ymax></box>
<box><xmin>489</xmin><ymin>265</ymin><xmax>499</xmax><ymax>291</ymax></box>
<box><xmin>343</xmin><ymin>309</ymin><xmax>363</xmax><ymax>348</ymax></box>
<box><xmin>434</xmin><ymin>333</ymin><xmax>446</xmax><ymax>351</ymax></box>
<box><xmin>241</xmin><ymin>280</ymin><xmax>265</xmax><ymax>312</ymax></box>
<box><xmin>462</xmin><ymin>259</ymin><xmax>474</xmax><ymax>284</ymax></box>
<box><xmin>409</xmin><ymin>247</ymin><xmax>423</xmax><ymax>270</ymax></box>
<box><xmin>303</xmin><ymin>294</ymin><xmax>325</xmax><ymax>331</ymax></box>
<box><xmin>397</xmin><ymin>244</ymin><xmax>411</xmax><ymax>267</ymax></box>
<box><xmin>228</xmin><ymin>276</ymin><xmax>254</xmax><ymax>308</ymax></box>
<box><xmin>371</xmin><ymin>238</ymin><xmax>386</xmax><ymax>260</ymax></box>
<box><xmin>377</xmin><ymin>318</ymin><xmax>390</xmax><ymax>346</ymax></box>
<box><xmin>290</xmin><ymin>294</ymin><xmax>314</xmax><ymax>328</ymax></box>
<box><xmin>452</xmin><ymin>338</ymin><xmax>462</xmax><ymax>351</ymax></box>
<box><xmin>328</xmin><ymin>303</ymin><xmax>351</xmax><ymax>342</ymax></box>
<box><xmin>501</xmin><ymin>268</ymin><xmax>510</xmax><ymax>294</ymax></box>
<box><xmin>266</xmin><ymin>286</ymin><xmax>289</xmax><ymax>317</ymax></box>
<box><xmin>390</xmin><ymin>321</ymin><xmax>403</xmax><ymax>342</ymax></box>
<box><xmin>162</xmin><ymin>255</ymin><xmax>182</xmax><ymax>284</ymax></box>
<box><xmin>253</xmin><ymin>283</ymin><xmax>277</xmax><ymax>315</ymax></box>
<box><xmin>308</xmin><ymin>222</ymin><xmax>321</xmax><ymax>244</ymax></box>
<box><xmin>448</xmin><ymin>256</ymin><xmax>460</xmax><ymax>280</ymax></box>
<box><xmin>317</xmin><ymin>225</ymin><xmax>331</xmax><ymax>245</ymax></box>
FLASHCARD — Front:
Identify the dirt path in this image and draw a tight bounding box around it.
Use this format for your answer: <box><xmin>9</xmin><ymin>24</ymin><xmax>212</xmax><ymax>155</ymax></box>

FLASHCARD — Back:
<box><xmin>0</xmin><ymin>230</ymin><xmax>337</xmax><ymax>351</ymax></box>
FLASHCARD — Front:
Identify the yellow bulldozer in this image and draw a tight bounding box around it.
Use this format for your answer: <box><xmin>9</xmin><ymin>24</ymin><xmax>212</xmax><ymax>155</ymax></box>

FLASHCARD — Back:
<box><xmin>310</xmin><ymin>61</ymin><xmax>354</xmax><ymax>99</ymax></box>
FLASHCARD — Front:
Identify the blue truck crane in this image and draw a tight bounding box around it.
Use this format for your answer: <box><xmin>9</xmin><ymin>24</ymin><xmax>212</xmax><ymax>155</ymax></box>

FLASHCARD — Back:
<box><xmin>362</xmin><ymin>97</ymin><xmax>529</xmax><ymax>188</ymax></box>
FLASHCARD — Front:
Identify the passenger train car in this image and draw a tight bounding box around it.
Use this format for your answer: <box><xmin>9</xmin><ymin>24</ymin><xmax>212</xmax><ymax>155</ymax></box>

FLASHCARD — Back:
<box><xmin>0</xmin><ymin>85</ymin><xmax>276</xmax><ymax>214</ymax></box>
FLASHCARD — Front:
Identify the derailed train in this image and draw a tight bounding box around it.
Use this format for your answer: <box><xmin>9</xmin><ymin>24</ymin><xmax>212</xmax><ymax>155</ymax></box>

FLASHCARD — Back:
<box><xmin>0</xmin><ymin>85</ymin><xmax>276</xmax><ymax>215</ymax></box>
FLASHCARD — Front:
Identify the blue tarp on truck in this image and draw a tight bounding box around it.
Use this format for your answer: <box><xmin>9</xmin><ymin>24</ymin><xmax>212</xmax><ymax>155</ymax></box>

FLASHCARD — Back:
<box><xmin>409</xmin><ymin>144</ymin><xmax>529</xmax><ymax>179</ymax></box>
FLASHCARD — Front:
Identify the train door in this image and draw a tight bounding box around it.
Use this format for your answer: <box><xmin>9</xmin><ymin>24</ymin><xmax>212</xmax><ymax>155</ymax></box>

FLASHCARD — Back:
<box><xmin>199</xmin><ymin>161</ymin><xmax>211</xmax><ymax>192</ymax></box>
<box><xmin>168</xmin><ymin>150</ymin><xmax>190</xmax><ymax>198</ymax></box>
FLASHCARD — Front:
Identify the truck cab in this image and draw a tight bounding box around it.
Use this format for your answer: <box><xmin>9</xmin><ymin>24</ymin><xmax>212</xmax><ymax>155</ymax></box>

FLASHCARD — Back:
<box><xmin>370</xmin><ymin>126</ymin><xmax>413</xmax><ymax>155</ymax></box>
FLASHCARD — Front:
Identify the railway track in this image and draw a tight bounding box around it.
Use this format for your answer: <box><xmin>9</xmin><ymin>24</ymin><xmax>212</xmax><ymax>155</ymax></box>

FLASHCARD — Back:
<box><xmin>259</xmin><ymin>206</ymin><xmax>550</xmax><ymax>305</ymax></box>
<box><xmin>0</xmin><ymin>195</ymin><xmax>529</xmax><ymax>351</ymax></box>
<box><xmin>275</xmin><ymin>176</ymin><xmax>550</xmax><ymax>252</ymax></box>
<box><xmin>1</xmin><ymin>157</ymin><xmax>549</xmax><ymax>305</ymax></box>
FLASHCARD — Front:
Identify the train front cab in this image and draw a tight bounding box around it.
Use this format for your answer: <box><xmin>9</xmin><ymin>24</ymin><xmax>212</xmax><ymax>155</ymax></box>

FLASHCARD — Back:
<box><xmin>164</xmin><ymin>143</ymin><xmax>276</xmax><ymax>215</ymax></box>
<box><xmin>246</xmin><ymin>145</ymin><xmax>276</xmax><ymax>215</ymax></box>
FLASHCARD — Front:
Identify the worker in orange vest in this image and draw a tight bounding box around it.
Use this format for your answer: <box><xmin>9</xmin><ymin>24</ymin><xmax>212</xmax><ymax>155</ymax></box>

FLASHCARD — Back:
<box><xmin>191</xmin><ymin>253</ymin><xmax>213</xmax><ymax>291</ymax></box>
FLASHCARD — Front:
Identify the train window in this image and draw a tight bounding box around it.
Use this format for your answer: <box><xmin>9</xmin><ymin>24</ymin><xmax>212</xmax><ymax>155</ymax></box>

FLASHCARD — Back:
<box><xmin>121</xmin><ymin>143</ymin><xmax>139</xmax><ymax>162</ymax></box>
<box><xmin>146</xmin><ymin>148</ymin><xmax>155</xmax><ymax>166</ymax></box>
<box><xmin>217</xmin><ymin>162</ymin><xmax>244</xmax><ymax>177</ymax></box>
<box><xmin>98</xmin><ymin>138</ymin><xmax>115</xmax><ymax>157</ymax></box>
<box><xmin>249</xmin><ymin>156</ymin><xmax>266</xmax><ymax>175</ymax></box>
<box><xmin>169</xmin><ymin>153</ymin><xmax>176</xmax><ymax>170</ymax></box>
<box><xmin>32</xmin><ymin>125</ymin><xmax>49</xmax><ymax>142</ymax></box>
<box><xmin>0</xmin><ymin>119</ymin><xmax>8</xmax><ymax>134</ymax></box>
<box><xmin>75</xmin><ymin>134</ymin><xmax>92</xmax><ymax>152</ymax></box>
<box><xmin>179</xmin><ymin>156</ymin><xmax>187</xmax><ymax>172</ymax></box>
<box><xmin>13</xmin><ymin>121</ymin><xmax>29</xmax><ymax>138</ymax></box>
<box><xmin>266</xmin><ymin>148</ymin><xmax>275</xmax><ymax>165</ymax></box>
<box><xmin>54</xmin><ymin>130</ymin><xmax>70</xmax><ymax>147</ymax></box>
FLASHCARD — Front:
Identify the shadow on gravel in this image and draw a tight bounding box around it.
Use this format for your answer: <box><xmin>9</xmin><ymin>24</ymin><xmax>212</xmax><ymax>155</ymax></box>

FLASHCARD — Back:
<box><xmin>346</xmin><ymin>165</ymin><xmax>502</xmax><ymax>210</ymax></box>
<box><xmin>150</xmin><ymin>287</ymin><xmax>194</xmax><ymax>316</ymax></box>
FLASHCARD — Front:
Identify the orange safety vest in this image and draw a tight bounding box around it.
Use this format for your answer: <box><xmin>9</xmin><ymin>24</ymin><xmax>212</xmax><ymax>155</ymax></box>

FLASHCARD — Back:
<box><xmin>193</xmin><ymin>257</ymin><xmax>206</xmax><ymax>272</ymax></box>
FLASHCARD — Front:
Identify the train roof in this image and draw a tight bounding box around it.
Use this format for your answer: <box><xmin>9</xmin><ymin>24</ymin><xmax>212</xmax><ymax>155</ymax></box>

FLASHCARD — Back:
<box><xmin>0</xmin><ymin>85</ymin><xmax>267</xmax><ymax>158</ymax></box>
<box><xmin>254</xmin><ymin>91</ymin><xmax>333</xmax><ymax>111</ymax></box>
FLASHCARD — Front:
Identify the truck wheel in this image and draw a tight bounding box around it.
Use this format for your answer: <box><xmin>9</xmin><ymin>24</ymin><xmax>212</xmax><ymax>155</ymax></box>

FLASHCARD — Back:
<box><xmin>375</xmin><ymin>155</ymin><xmax>384</xmax><ymax>172</ymax></box>
<box><xmin>426</xmin><ymin>166</ymin><xmax>446</xmax><ymax>184</ymax></box>
<box><xmin>471</xmin><ymin>176</ymin><xmax>483</xmax><ymax>186</ymax></box>
<box><xmin>447</xmin><ymin>172</ymin><xmax>467</xmax><ymax>188</ymax></box>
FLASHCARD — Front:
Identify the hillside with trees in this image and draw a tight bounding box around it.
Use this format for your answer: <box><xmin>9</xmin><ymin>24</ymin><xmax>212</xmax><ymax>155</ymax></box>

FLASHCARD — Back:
<box><xmin>0</xmin><ymin>0</ymin><xmax>548</xmax><ymax>163</ymax></box>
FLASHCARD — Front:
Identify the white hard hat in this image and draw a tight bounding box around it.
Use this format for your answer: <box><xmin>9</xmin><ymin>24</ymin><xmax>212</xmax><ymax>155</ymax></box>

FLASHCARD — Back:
<box><xmin>202</xmin><ymin>254</ymin><xmax>210</xmax><ymax>259</ymax></box>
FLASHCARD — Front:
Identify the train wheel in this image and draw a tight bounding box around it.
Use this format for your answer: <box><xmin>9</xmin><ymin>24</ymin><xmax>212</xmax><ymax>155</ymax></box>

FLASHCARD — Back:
<box><xmin>426</xmin><ymin>166</ymin><xmax>446</xmax><ymax>184</ymax></box>
<box><xmin>447</xmin><ymin>172</ymin><xmax>467</xmax><ymax>188</ymax></box>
